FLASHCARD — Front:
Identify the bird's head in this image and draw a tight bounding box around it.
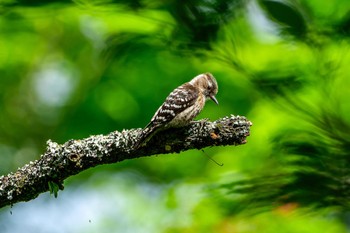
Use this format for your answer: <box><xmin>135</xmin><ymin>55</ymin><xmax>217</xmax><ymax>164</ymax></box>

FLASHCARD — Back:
<box><xmin>190</xmin><ymin>73</ymin><xmax>219</xmax><ymax>105</ymax></box>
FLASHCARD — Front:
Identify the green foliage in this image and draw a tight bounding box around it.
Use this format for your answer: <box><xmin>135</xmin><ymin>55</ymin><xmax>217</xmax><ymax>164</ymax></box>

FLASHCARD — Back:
<box><xmin>1</xmin><ymin>0</ymin><xmax>350</xmax><ymax>232</ymax></box>
<box><xmin>48</xmin><ymin>181</ymin><xmax>60</xmax><ymax>198</ymax></box>
<box><xmin>259</xmin><ymin>0</ymin><xmax>307</xmax><ymax>38</ymax></box>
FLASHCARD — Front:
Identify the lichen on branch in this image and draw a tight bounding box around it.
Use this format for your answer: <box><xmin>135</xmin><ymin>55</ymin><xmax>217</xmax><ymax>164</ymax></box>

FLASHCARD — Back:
<box><xmin>0</xmin><ymin>115</ymin><xmax>252</xmax><ymax>208</ymax></box>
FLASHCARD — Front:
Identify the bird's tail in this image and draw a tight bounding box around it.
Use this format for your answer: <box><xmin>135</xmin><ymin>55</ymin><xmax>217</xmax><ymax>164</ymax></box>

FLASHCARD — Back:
<box><xmin>134</xmin><ymin>126</ymin><xmax>157</xmax><ymax>149</ymax></box>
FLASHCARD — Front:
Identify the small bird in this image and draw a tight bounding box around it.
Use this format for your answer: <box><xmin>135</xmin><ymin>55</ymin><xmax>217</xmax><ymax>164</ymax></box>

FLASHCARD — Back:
<box><xmin>135</xmin><ymin>73</ymin><xmax>219</xmax><ymax>148</ymax></box>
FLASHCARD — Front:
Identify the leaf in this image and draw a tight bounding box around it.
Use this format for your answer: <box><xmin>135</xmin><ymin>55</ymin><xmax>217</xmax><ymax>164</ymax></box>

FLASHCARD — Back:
<box><xmin>48</xmin><ymin>181</ymin><xmax>60</xmax><ymax>198</ymax></box>
<box><xmin>259</xmin><ymin>0</ymin><xmax>307</xmax><ymax>38</ymax></box>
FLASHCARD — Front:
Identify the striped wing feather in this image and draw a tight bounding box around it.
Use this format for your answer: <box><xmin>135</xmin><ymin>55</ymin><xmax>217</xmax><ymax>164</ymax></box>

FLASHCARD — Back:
<box><xmin>136</xmin><ymin>83</ymin><xmax>198</xmax><ymax>147</ymax></box>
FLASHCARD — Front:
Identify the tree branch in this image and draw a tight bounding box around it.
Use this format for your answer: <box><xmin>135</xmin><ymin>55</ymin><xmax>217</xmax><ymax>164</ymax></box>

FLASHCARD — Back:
<box><xmin>0</xmin><ymin>115</ymin><xmax>252</xmax><ymax>208</ymax></box>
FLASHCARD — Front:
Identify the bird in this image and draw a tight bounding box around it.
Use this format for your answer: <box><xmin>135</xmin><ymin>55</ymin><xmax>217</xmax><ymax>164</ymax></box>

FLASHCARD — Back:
<box><xmin>135</xmin><ymin>72</ymin><xmax>219</xmax><ymax>148</ymax></box>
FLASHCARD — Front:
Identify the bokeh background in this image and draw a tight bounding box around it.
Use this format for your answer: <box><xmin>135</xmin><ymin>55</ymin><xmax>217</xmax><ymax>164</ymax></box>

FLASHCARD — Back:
<box><xmin>1</xmin><ymin>0</ymin><xmax>350</xmax><ymax>232</ymax></box>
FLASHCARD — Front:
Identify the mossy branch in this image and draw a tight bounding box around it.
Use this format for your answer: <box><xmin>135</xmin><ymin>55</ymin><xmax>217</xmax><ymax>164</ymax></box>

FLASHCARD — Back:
<box><xmin>0</xmin><ymin>115</ymin><xmax>252</xmax><ymax>208</ymax></box>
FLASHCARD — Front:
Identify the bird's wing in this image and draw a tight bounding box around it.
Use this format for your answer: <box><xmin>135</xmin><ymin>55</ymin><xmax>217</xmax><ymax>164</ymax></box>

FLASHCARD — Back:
<box><xmin>147</xmin><ymin>83</ymin><xmax>199</xmax><ymax>129</ymax></box>
<box><xmin>135</xmin><ymin>83</ymin><xmax>199</xmax><ymax>148</ymax></box>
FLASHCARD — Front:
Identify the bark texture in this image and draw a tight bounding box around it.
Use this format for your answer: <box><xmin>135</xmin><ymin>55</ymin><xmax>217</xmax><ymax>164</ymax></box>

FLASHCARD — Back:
<box><xmin>0</xmin><ymin>115</ymin><xmax>252</xmax><ymax>208</ymax></box>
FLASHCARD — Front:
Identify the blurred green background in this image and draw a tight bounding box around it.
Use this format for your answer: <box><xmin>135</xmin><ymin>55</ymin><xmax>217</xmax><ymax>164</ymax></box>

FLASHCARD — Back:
<box><xmin>1</xmin><ymin>0</ymin><xmax>350</xmax><ymax>232</ymax></box>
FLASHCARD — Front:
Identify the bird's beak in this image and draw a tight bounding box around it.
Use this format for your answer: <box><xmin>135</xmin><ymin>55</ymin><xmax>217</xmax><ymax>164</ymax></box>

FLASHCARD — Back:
<box><xmin>210</xmin><ymin>95</ymin><xmax>219</xmax><ymax>105</ymax></box>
